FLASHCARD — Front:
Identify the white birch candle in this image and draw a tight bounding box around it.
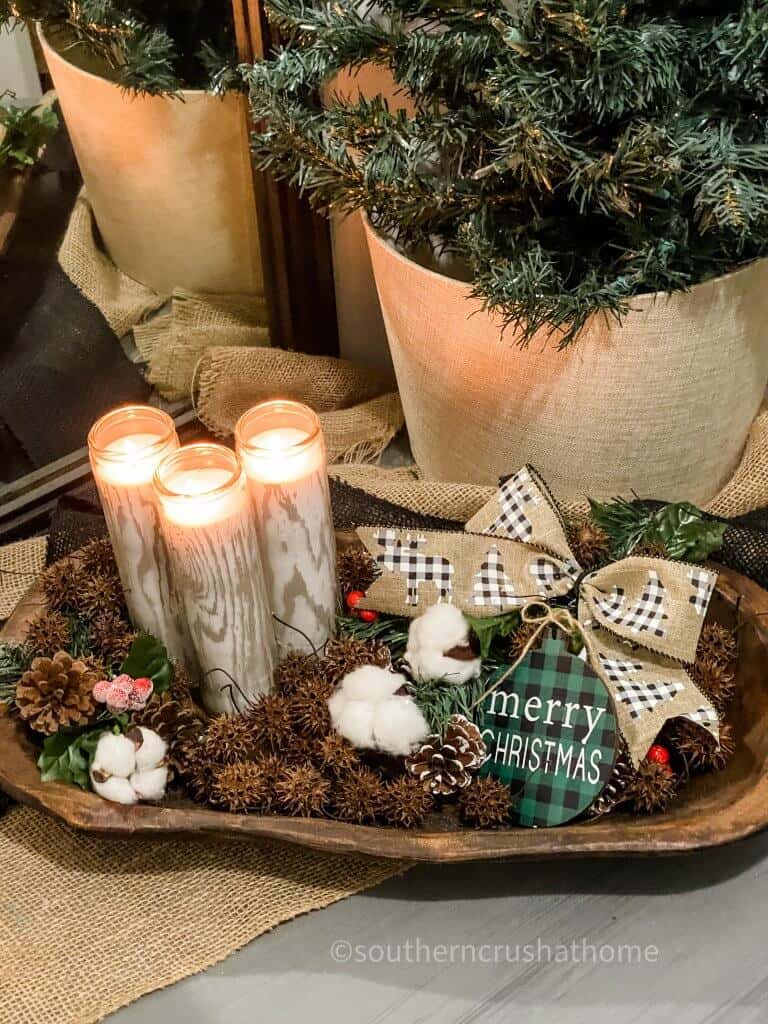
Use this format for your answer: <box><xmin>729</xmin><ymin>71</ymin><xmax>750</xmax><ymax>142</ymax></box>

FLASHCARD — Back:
<box><xmin>235</xmin><ymin>400</ymin><xmax>337</xmax><ymax>656</ymax></box>
<box><xmin>88</xmin><ymin>405</ymin><xmax>191</xmax><ymax>664</ymax></box>
<box><xmin>153</xmin><ymin>443</ymin><xmax>277</xmax><ymax>714</ymax></box>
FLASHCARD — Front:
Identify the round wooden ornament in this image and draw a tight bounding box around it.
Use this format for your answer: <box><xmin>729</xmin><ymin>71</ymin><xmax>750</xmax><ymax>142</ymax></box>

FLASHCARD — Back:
<box><xmin>479</xmin><ymin>631</ymin><xmax>618</xmax><ymax>827</ymax></box>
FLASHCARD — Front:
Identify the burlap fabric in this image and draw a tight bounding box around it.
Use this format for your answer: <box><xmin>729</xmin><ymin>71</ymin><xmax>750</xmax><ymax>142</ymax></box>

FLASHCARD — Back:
<box><xmin>329</xmin><ymin>403</ymin><xmax>768</xmax><ymax>521</ymax></box>
<box><xmin>364</xmin><ymin>217</ymin><xmax>768</xmax><ymax>504</ymax></box>
<box><xmin>0</xmin><ymin>805</ymin><xmax>407</xmax><ymax>1024</ymax></box>
<box><xmin>0</xmin><ymin>538</ymin><xmax>47</xmax><ymax>620</ymax></box>
<box><xmin>195</xmin><ymin>347</ymin><xmax>403</xmax><ymax>463</ymax></box>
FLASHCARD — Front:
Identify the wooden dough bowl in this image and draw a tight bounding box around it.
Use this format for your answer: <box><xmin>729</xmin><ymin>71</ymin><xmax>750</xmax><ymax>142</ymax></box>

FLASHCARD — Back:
<box><xmin>2</xmin><ymin>563</ymin><xmax>768</xmax><ymax>862</ymax></box>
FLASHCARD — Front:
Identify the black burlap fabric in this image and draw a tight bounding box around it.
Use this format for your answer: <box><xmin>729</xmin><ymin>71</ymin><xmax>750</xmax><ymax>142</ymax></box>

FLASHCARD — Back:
<box><xmin>0</xmin><ymin>264</ymin><xmax>149</xmax><ymax>473</ymax></box>
<box><xmin>43</xmin><ymin>476</ymin><xmax>768</xmax><ymax>591</ymax></box>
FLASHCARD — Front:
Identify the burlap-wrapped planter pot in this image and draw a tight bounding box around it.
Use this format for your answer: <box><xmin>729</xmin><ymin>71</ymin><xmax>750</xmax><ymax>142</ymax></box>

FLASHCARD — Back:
<box><xmin>365</xmin><ymin>217</ymin><xmax>768</xmax><ymax>504</ymax></box>
<box><xmin>40</xmin><ymin>30</ymin><xmax>262</xmax><ymax>296</ymax></box>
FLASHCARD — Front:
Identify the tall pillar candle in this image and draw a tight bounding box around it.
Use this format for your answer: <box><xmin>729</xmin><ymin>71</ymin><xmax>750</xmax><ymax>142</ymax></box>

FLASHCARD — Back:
<box><xmin>88</xmin><ymin>405</ymin><xmax>191</xmax><ymax>663</ymax></box>
<box><xmin>235</xmin><ymin>400</ymin><xmax>337</xmax><ymax>656</ymax></box>
<box><xmin>153</xmin><ymin>443</ymin><xmax>277</xmax><ymax>713</ymax></box>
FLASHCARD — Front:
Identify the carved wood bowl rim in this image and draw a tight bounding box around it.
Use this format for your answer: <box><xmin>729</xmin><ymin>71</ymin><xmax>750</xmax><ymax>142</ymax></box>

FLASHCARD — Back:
<box><xmin>2</xmin><ymin>556</ymin><xmax>768</xmax><ymax>862</ymax></box>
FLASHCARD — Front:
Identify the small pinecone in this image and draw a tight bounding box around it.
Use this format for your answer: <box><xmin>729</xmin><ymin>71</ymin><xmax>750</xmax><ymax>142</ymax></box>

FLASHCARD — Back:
<box><xmin>78</xmin><ymin>573</ymin><xmax>126</xmax><ymax>621</ymax></box>
<box><xmin>133</xmin><ymin>695</ymin><xmax>204</xmax><ymax>772</ymax></box>
<box><xmin>628</xmin><ymin>761</ymin><xmax>679</xmax><ymax>815</ymax></box>
<box><xmin>666</xmin><ymin>719</ymin><xmax>736</xmax><ymax>773</ymax></box>
<box><xmin>332</xmin><ymin>766</ymin><xmax>388</xmax><ymax>824</ymax></box>
<box><xmin>321</xmin><ymin>637</ymin><xmax>391</xmax><ymax>688</ymax></box>
<box><xmin>78</xmin><ymin>538</ymin><xmax>119</xmax><ymax>579</ymax></box>
<box><xmin>41</xmin><ymin>560</ymin><xmax>84</xmax><ymax>612</ymax></box>
<box><xmin>568</xmin><ymin>519</ymin><xmax>610</xmax><ymax>569</ymax></box>
<box><xmin>697</xmin><ymin>623</ymin><xmax>738</xmax><ymax>668</ymax></box>
<box><xmin>25</xmin><ymin>611</ymin><xmax>72</xmax><ymax>657</ymax></box>
<box><xmin>458</xmin><ymin>776</ymin><xmax>511</xmax><ymax>828</ymax></box>
<box><xmin>586</xmin><ymin>746</ymin><xmax>635</xmax><ymax>818</ymax></box>
<box><xmin>406</xmin><ymin>715</ymin><xmax>486</xmax><ymax>797</ymax></box>
<box><xmin>691</xmin><ymin>657</ymin><xmax>737</xmax><ymax>713</ymax></box>
<box><xmin>210</xmin><ymin>762</ymin><xmax>270</xmax><ymax>813</ymax></box>
<box><xmin>382</xmin><ymin>776</ymin><xmax>433</xmax><ymax>828</ymax></box>
<box><xmin>201</xmin><ymin>714</ymin><xmax>261</xmax><ymax>765</ymax></box>
<box><xmin>274</xmin><ymin>652</ymin><xmax>325</xmax><ymax>696</ymax></box>
<box><xmin>16</xmin><ymin>652</ymin><xmax>97</xmax><ymax>734</ymax></box>
<box><xmin>245</xmin><ymin>693</ymin><xmax>294</xmax><ymax>751</ymax></box>
<box><xmin>507</xmin><ymin>620</ymin><xmax>543</xmax><ymax>662</ymax></box>
<box><xmin>256</xmin><ymin>753</ymin><xmax>292</xmax><ymax>812</ymax></box>
<box><xmin>287</xmin><ymin>677</ymin><xmax>333</xmax><ymax>738</ymax></box>
<box><xmin>275</xmin><ymin>763</ymin><xmax>330</xmax><ymax>817</ymax></box>
<box><xmin>286</xmin><ymin>736</ymin><xmax>322</xmax><ymax>764</ymax></box>
<box><xmin>337</xmin><ymin>547</ymin><xmax>377</xmax><ymax>597</ymax></box>
<box><xmin>88</xmin><ymin>610</ymin><xmax>137</xmax><ymax>671</ymax></box>
<box><xmin>316</xmin><ymin>732</ymin><xmax>359</xmax><ymax>775</ymax></box>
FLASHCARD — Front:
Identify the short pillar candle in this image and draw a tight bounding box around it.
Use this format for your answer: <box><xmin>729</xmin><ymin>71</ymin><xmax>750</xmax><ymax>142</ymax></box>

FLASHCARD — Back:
<box><xmin>88</xmin><ymin>405</ymin><xmax>190</xmax><ymax>663</ymax></box>
<box><xmin>235</xmin><ymin>400</ymin><xmax>337</xmax><ymax>656</ymax></box>
<box><xmin>153</xmin><ymin>443</ymin><xmax>277</xmax><ymax>713</ymax></box>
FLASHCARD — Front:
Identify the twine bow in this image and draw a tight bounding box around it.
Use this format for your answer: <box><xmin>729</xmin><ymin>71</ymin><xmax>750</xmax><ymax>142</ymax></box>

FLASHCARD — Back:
<box><xmin>357</xmin><ymin>466</ymin><xmax>721</xmax><ymax>765</ymax></box>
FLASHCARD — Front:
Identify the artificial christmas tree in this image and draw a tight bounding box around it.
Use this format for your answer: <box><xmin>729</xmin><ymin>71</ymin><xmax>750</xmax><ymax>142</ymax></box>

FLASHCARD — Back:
<box><xmin>248</xmin><ymin>0</ymin><xmax>768</xmax><ymax>500</ymax></box>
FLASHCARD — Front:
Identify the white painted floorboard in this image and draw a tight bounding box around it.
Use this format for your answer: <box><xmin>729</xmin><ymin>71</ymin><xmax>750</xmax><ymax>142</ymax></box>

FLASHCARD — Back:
<box><xmin>110</xmin><ymin>828</ymin><xmax>768</xmax><ymax>1023</ymax></box>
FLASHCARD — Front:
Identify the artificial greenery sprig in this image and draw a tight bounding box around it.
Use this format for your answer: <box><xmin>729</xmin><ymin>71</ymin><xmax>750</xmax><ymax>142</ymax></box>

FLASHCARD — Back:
<box><xmin>588</xmin><ymin>497</ymin><xmax>727</xmax><ymax>562</ymax></box>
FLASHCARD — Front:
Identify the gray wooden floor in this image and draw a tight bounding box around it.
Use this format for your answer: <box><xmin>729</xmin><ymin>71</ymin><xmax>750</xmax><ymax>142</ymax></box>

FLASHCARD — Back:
<box><xmin>111</xmin><ymin>829</ymin><xmax>768</xmax><ymax>1024</ymax></box>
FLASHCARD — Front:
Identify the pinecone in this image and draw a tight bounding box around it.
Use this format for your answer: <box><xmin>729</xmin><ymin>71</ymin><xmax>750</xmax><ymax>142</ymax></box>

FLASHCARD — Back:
<box><xmin>406</xmin><ymin>714</ymin><xmax>486</xmax><ymax>797</ymax></box>
<box><xmin>382</xmin><ymin>776</ymin><xmax>433</xmax><ymax>828</ymax></box>
<box><xmin>210</xmin><ymin>762</ymin><xmax>270</xmax><ymax>813</ymax></box>
<box><xmin>25</xmin><ymin>611</ymin><xmax>72</xmax><ymax>657</ymax></box>
<box><xmin>331</xmin><ymin>766</ymin><xmax>387</xmax><ymax>824</ymax></box>
<box><xmin>568</xmin><ymin>519</ymin><xmax>610</xmax><ymax>569</ymax></box>
<box><xmin>245</xmin><ymin>693</ymin><xmax>294</xmax><ymax>752</ymax></box>
<box><xmin>316</xmin><ymin>732</ymin><xmax>359</xmax><ymax>775</ymax></box>
<box><xmin>321</xmin><ymin>637</ymin><xmax>391</xmax><ymax>688</ymax></box>
<box><xmin>337</xmin><ymin>547</ymin><xmax>378</xmax><ymax>597</ymax></box>
<box><xmin>275</xmin><ymin>763</ymin><xmax>330</xmax><ymax>816</ymax></box>
<box><xmin>586</xmin><ymin>746</ymin><xmax>635</xmax><ymax>818</ymax></box>
<box><xmin>458</xmin><ymin>776</ymin><xmax>511</xmax><ymax>828</ymax></box>
<box><xmin>16</xmin><ymin>652</ymin><xmax>98</xmax><ymax>734</ymax></box>
<box><xmin>696</xmin><ymin>623</ymin><xmax>738</xmax><ymax>668</ymax></box>
<box><xmin>133</xmin><ymin>694</ymin><xmax>204</xmax><ymax>772</ymax></box>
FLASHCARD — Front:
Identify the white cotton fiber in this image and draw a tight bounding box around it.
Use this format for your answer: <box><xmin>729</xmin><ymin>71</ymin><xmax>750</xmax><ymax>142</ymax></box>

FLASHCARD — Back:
<box><xmin>372</xmin><ymin>696</ymin><xmax>430</xmax><ymax>757</ymax></box>
<box><xmin>91</xmin><ymin>732</ymin><xmax>136</xmax><ymax>779</ymax></box>
<box><xmin>91</xmin><ymin>774</ymin><xmax>139</xmax><ymax>805</ymax></box>
<box><xmin>132</xmin><ymin>726</ymin><xmax>168</xmax><ymax>772</ymax></box>
<box><xmin>341</xmin><ymin>665</ymin><xmax>403</xmax><ymax>701</ymax></box>
<box><xmin>130</xmin><ymin>766</ymin><xmax>169</xmax><ymax>802</ymax></box>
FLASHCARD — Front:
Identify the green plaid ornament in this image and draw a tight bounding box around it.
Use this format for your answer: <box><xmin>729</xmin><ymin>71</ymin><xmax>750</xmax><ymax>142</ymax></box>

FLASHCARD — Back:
<box><xmin>479</xmin><ymin>631</ymin><xmax>618</xmax><ymax>827</ymax></box>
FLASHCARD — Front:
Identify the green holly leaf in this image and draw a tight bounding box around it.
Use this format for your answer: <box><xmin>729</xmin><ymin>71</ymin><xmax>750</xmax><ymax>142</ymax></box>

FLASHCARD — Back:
<box><xmin>121</xmin><ymin>633</ymin><xmax>172</xmax><ymax>694</ymax></box>
<box><xmin>649</xmin><ymin>503</ymin><xmax>726</xmax><ymax>562</ymax></box>
<box><xmin>37</xmin><ymin>728</ymin><xmax>104</xmax><ymax>791</ymax></box>
<box><xmin>465</xmin><ymin>611</ymin><xmax>519</xmax><ymax>659</ymax></box>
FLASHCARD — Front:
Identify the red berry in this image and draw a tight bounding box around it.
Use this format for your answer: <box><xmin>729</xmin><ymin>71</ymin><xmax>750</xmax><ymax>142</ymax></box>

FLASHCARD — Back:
<box><xmin>358</xmin><ymin>609</ymin><xmax>379</xmax><ymax>623</ymax></box>
<box><xmin>346</xmin><ymin>590</ymin><xmax>365</xmax><ymax>611</ymax></box>
<box><xmin>647</xmin><ymin>744</ymin><xmax>671</xmax><ymax>766</ymax></box>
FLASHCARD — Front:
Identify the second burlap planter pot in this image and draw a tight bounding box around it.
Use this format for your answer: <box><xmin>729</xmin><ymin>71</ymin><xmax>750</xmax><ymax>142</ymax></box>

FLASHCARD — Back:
<box><xmin>365</xmin><ymin>217</ymin><xmax>768</xmax><ymax>504</ymax></box>
<box><xmin>40</xmin><ymin>29</ymin><xmax>262</xmax><ymax>297</ymax></box>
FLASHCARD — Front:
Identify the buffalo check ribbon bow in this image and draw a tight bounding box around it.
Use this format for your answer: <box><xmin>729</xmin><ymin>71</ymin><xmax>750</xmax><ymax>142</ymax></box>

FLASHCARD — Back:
<box><xmin>356</xmin><ymin>466</ymin><xmax>720</xmax><ymax>765</ymax></box>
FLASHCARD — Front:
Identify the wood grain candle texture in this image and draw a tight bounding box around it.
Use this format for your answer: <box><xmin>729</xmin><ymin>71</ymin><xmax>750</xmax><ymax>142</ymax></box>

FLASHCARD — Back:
<box><xmin>88</xmin><ymin>406</ymin><xmax>192</xmax><ymax>665</ymax></box>
<box><xmin>236</xmin><ymin>401</ymin><xmax>337</xmax><ymax>656</ymax></box>
<box><xmin>153</xmin><ymin>443</ymin><xmax>277</xmax><ymax>714</ymax></box>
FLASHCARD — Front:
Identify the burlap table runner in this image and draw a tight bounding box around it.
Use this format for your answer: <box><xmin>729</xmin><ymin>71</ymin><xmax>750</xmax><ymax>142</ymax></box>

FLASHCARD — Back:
<box><xmin>0</xmin><ymin>538</ymin><xmax>47</xmax><ymax>621</ymax></box>
<box><xmin>0</xmin><ymin>805</ymin><xmax>408</xmax><ymax>1024</ymax></box>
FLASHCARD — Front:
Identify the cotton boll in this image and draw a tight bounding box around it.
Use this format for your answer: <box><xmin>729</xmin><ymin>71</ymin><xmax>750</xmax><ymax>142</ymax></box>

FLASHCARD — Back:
<box><xmin>91</xmin><ymin>732</ymin><xmax>136</xmax><ymax>779</ymax></box>
<box><xmin>405</xmin><ymin>646</ymin><xmax>482</xmax><ymax>686</ymax></box>
<box><xmin>91</xmin><ymin>774</ymin><xmax>138</xmax><ymax>805</ymax></box>
<box><xmin>372</xmin><ymin>695</ymin><xmax>430</xmax><ymax>757</ymax></box>
<box><xmin>330</xmin><ymin>696</ymin><xmax>377</xmax><ymax>750</ymax></box>
<box><xmin>408</xmin><ymin>603</ymin><xmax>470</xmax><ymax>654</ymax></box>
<box><xmin>129</xmin><ymin>726</ymin><xmax>168</xmax><ymax>771</ymax></box>
<box><xmin>130</xmin><ymin>766</ymin><xmax>169</xmax><ymax>802</ymax></box>
<box><xmin>341</xmin><ymin>665</ymin><xmax>404</xmax><ymax>701</ymax></box>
